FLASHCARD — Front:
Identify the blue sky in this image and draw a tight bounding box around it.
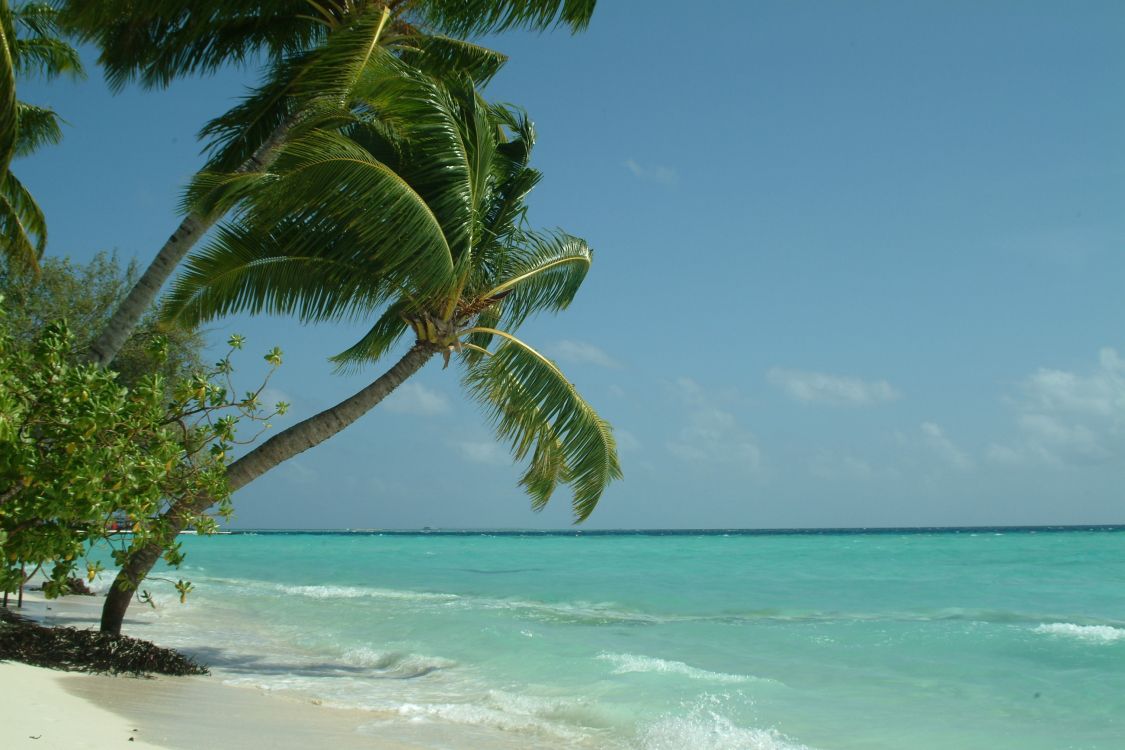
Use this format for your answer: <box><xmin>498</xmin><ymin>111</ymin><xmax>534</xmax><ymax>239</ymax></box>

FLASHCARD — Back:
<box><xmin>15</xmin><ymin>1</ymin><xmax>1125</xmax><ymax>528</ymax></box>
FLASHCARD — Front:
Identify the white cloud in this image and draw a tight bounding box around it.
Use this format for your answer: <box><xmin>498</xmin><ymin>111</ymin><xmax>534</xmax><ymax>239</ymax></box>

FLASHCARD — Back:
<box><xmin>280</xmin><ymin>459</ymin><xmax>317</xmax><ymax>483</ymax></box>
<box><xmin>549</xmin><ymin>340</ymin><xmax>622</xmax><ymax>369</ymax></box>
<box><xmin>615</xmin><ymin>429</ymin><xmax>641</xmax><ymax>453</ymax></box>
<box><xmin>990</xmin><ymin>348</ymin><xmax>1125</xmax><ymax>467</ymax></box>
<box><xmin>767</xmin><ymin>368</ymin><xmax>900</xmax><ymax>406</ymax></box>
<box><xmin>384</xmin><ymin>383</ymin><xmax>450</xmax><ymax>416</ymax></box>
<box><xmin>920</xmin><ymin>421</ymin><xmax>972</xmax><ymax>470</ymax></box>
<box><xmin>1022</xmin><ymin>348</ymin><xmax>1125</xmax><ymax>417</ymax></box>
<box><xmin>258</xmin><ymin>387</ymin><xmax>292</xmax><ymax>411</ymax></box>
<box><xmin>985</xmin><ymin>443</ymin><xmax>1025</xmax><ymax>466</ymax></box>
<box><xmin>455</xmin><ymin>440</ymin><xmax>509</xmax><ymax>466</ymax></box>
<box><xmin>624</xmin><ymin>158</ymin><xmax>677</xmax><ymax>186</ymax></box>
<box><xmin>665</xmin><ymin>378</ymin><xmax>761</xmax><ymax>470</ymax></box>
<box><xmin>809</xmin><ymin>453</ymin><xmax>876</xmax><ymax>480</ymax></box>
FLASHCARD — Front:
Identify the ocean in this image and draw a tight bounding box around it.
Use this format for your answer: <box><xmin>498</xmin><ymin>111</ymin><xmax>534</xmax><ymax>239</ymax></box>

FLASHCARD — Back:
<box><xmin>106</xmin><ymin>528</ymin><xmax>1125</xmax><ymax>749</ymax></box>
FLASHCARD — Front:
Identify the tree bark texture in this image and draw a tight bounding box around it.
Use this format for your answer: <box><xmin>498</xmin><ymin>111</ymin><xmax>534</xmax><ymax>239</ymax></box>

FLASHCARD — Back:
<box><xmin>85</xmin><ymin>117</ymin><xmax>296</xmax><ymax>368</ymax></box>
<box><xmin>100</xmin><ymin>344</ymin><xmax>434</xmax><ymax>634</ymax></box>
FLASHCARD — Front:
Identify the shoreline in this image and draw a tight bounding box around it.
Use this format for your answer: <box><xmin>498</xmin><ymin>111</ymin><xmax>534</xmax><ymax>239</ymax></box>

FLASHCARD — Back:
<box><xmin>1</xmin><ymin>593</ymin><xmax>425</xmax><ymax>750</ymax></box>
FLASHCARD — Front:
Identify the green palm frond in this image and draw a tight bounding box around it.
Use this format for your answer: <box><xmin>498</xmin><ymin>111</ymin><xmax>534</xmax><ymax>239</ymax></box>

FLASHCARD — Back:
<box><xmin>490</xmin><ymin>103</ymin><xmax>536</xmax><ymax>165</ymax></box>
<box><xmin>394</xmin><ymin>34</ymin><xmax>507</xmax><ymax>86</ymax></box>
<box><xmin>170</xmin><ymin>127</ymin><xmax>463</xmax><ymax>324</ymax></box>
<box><xmin>13</xmin><ymin>35</ymin><xmax>82</xmax><ymax>78</ymax></box>
<box><xmin>163</xmin><ymin>221</ymin><xmax>393</xmax><ymax>327</ymax></box>
<box><xmin>520</xmin><ymin>431</ymin><xmax>570</xmax><ymax>511</ymax></box>
<box><xmin>0</xmin><ymin>176</ymin><xmax>42</xmax><ymax>270</ymax></box>
<box><xmin>463</xmin><ymin>304</ymin><xmax>502</xmax><ymax>363</ymax></box>
<box><xmin>0</xmin><ymin>0</ymin><xmax>17</xmax><ymax>178</ymax></box>
<box><xmin>477</xmin><ymin>106</ymin><xmax>538</xmax><ymax>250</ymax></box>
<box><xmin>352</xmin><ymin>71</ymin><xmax>477</xmax><ymax>260</ymax></box>
<box><xmin>483</xmin><ymin>231</ymin><xmax>592</xmax><ymax>330</ymax></box>
<box><xmin>180</xmin><ymin>169</ymin><xmax>268</xmax><ymax>218</ymax></box>
<box><xmin>196</xmin><ymin>12</ymin><xmax>403</xmax><ymax>175</ymax></box>
<box><xmin>2</xmin><ymin>169</ymin><xmax>44</xmax><ymax>252</ymax></box>
<box><xmin>10</xmin><ymin>2</ymin><xmax>56</xmax><ymax>34</ymax></box>
<box><xmin>57</xmin><ymin>0</ymin><xmax>329</xmax><ymax>91</ymax></box>
<box><xmin>463</xmin><ymin>82</ymin><xmax>500</xmax><ymax>248</ymax></box>
<box><xmin>196</xmin><ymin>51</ymin><xmax>308</xmax><ymax>174</ymax></box>
<box><xmin>417</xmin><ymin>0</ymin><xmax>597</xmax><ymax>37</ymax></box>
<box><xmin>58</xmin><ymin>0</ymin><xmax>593</xmax><ymax>92</ymax></box>
<box><xmin>238</xmin><ymin>128</ymin><xmax>457</xmax><ymax>297</ymax></box>
<box><xmin>288</xmin><ymin>5</ymin><xmax>392</xmax><ymax>104</ymax></box>
<box><xmin>463</xmin><ymin>331</ymin><xmax>619</xmax><ymax>521</ymax></box>
<box><xmin>329</xmin><ymin>300</ymin><xmax>413</xmax><ymax>373</ymax></box>
<box><xmin>13</xmin><ymin>101</ymin><xmax>61</xmax><ymax>156</ymax></box>
<box><xmin>479</xmin><ymin>165</ymin><xmax>539</xmax><ymax>251</ymax></box>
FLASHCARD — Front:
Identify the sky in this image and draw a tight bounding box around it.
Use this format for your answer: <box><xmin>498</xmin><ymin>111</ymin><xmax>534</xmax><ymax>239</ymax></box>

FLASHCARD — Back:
<box><xmin>14</xmin><ymin>1</ymin><xmax>1125</xmax><ymax>529</ymax></box>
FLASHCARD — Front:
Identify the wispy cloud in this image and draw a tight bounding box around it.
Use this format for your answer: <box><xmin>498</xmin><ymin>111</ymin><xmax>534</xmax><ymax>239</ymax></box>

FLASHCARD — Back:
<box><xmin>665</xmin><ymin>377</ymin><xmax>761</xmax><ymax>470</ymax></box>
<box><xmin>259</xmin><ymin>387</ymin><xmax>293</xmax><ymax>411</ymax></box>
<box><xmin>455</xmin><ymin>440</ymin><xmax>509</xmax><ymax>466</ymax></box>
<box><xmin>809</xmin><ymin>452</ymin><xmax>879</xmax><ymax>480</ymax></box>
<box><xmin>920</xmin><ymin>421</ymin><xmax>972</xmax><ymax>470</ymax></box>
<box><xmin>988</xmin><ymin>348</ymin><xmax>1125</xmax><ymax>466</ymax></box>
<box><xmin>280</xmin><ymin>459</ymin><xmax>317</xmax><ymax>484</ymax></box>
<box><xmin>1021</xmin><ymin>348</ymin><xmax>1125</xmax><ymax>417</ymax></box>
<box><xmin>624</xmin><ymin>158</ymin><xmax>677</xmax><ymax>186</ymax></box>
<box><xmin>767</xmin><ymin>368</ymin><xmax>900</xmax><ymax>406</ymax></box>
<box><xmin>549</xmin><ymin>339</ymin><xmax>622</xmax><ymax>369</ymax></box>
<box><xmin>384</xmin><ymin>383</ymin><xmax>450</xmax><ymax>416</ymax></box>
<box><xmin>615</xmin><ymin>429</ymin><xmax>641</xmax><ymax>453</ymax></box>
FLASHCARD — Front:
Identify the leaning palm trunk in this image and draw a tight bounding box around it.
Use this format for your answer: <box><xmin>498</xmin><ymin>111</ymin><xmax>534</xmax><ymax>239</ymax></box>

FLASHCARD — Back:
<box><xmin>84</xmin><ymin>118</ymin><xmax>296</xmax><ymax>367</ymax></box>
<box><xmin>99</xmin><ymin>343</ymin><xmax>434</xmax><ymax>634</ymax></box>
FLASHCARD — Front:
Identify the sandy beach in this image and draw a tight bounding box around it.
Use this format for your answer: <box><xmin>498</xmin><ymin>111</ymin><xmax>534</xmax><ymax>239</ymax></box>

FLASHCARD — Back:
<box><xmin>0</xmin><ymin>593</ymin><xmax>424</xmax><ymax>750</ymax></box>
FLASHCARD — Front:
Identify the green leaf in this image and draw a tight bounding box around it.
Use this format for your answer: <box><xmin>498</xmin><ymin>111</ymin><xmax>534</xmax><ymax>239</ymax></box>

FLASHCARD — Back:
<box><xmin>0</xmin><ymin>1</ymin><xmax>18</xmax><ymax>179</ymax></box>
<box><xmin>462</xmin><ymin>332</ymin><xmax>620</xmax><ymax>521</ymax></box>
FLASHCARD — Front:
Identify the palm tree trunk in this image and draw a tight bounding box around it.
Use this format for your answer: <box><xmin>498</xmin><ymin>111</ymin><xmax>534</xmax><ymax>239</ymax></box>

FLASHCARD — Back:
<box><xmin>84</xmin><ymin>117</ymin><xmax>297</xmax><ymax>367</ymax></box>
<box><xmin>100</xmin><ymin>343</ymin><xmax>434</xmax><ymax>634</ymax></box>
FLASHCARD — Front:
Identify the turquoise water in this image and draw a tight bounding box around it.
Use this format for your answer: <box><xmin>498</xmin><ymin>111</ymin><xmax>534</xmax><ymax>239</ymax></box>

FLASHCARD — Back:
<box><xmin>118</xmin><ymin>530</ymin><xmax>1124</xmax><ymax>749</ymax></box>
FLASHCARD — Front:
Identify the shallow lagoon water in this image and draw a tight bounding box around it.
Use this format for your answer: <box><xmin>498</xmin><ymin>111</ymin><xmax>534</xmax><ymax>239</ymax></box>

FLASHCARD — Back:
<box><xmin>115</xmin><ymin>529</ymin><xmax>1124</xmax><ymax>749</ymax></box>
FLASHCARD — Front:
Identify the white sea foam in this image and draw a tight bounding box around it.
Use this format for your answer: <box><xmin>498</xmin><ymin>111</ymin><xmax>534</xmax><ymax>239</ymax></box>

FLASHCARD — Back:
<box><xmin>393</xmin><ymin>694</ymin><xmax>591</xmax><ymax>743</ymax></box>
<box><xmin>275</xmin><ymin>583</ymin><xmax>459</xmax><ymax>602</ymax></box>
<box><xmin>639</xmin><ymin>712</ymin><xmax>811</xmax><ymax>750</ymax></box>
<box><xmin>1033</xmin><ymin>623</ymin><xmax>1125</xmax><ymax>643</ymax></box>
<box><xmin>598</xmin><ymin>652</ymin><xmax>755</xmax><ymax>684</ymax></box>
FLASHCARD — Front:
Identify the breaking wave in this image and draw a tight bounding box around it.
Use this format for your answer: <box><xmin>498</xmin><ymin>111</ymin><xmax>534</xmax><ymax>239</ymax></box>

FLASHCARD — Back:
<box><xmin>1033</xmin><ymin>623</ymin><xmax>1125</xmax><ymax>644</ymax></box>
<box><xmin>598</xmin><ymin>652</ymin><xmax>760</xmax><ymax>684</ymax></box>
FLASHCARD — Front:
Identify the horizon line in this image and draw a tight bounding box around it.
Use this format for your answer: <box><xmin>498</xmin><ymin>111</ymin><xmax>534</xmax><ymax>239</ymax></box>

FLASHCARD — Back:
<box><xmin>215</xmin><ymin>523</ymin><xmax>1124</xmax><ymax>535</ymax></box>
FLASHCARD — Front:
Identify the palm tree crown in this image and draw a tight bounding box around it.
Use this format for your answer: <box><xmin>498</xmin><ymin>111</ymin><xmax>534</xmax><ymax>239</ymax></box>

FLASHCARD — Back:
<box><xmin>73</xmin><ymin>0</ymin><xmax>594</xmax><ymax>367</ymax></box>
<box><xmin>59</xmin><ymin>1</ymin><xmax>595</xmax><ymax>91</ymax></box>
<box><xmin>163</xmin><ymin>60</ymin><xmax>619</xmax><ymax>520</ymax></box>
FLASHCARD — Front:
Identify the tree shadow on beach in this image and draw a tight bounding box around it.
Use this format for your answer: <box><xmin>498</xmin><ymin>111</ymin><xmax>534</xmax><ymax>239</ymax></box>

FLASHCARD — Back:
<box><xmin>181</xmin><ymin>645</ymin><xmax>445</xmax><ymax>680</ymax></box>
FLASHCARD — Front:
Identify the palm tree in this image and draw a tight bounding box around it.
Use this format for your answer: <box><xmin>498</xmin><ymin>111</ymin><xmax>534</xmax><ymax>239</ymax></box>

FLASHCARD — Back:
<box><xmin>0</xmin><ymin>1</ymin><xmax>82</xmax><ymax>271</ymax></box>
<box><xmin>57</xmin><ymin>0</ymin><xmax>598</xmax><ymax>367</ymax></box>
<box><xmin>97</xmin><ymin>65</ymin><xmax>619</xmax><ymax>635</ymax></box>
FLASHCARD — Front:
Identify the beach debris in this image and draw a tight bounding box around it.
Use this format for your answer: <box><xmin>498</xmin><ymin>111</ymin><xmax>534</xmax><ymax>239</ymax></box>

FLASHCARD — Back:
<box><xmin>0</xmin><ymin>606</ymin><xmax>209</xmax><ymax>676</ymax></box>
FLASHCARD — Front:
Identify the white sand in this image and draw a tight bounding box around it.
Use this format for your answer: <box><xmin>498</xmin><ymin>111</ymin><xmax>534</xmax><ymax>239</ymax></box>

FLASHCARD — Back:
<box><xmin>2</xmin><ymin>593</ymin><xmax>427</xmax><ymax>749</ymax></box>
<box><xmin>0</xmin><ymin>661</ymin><xmax>425</xmax><ymax>749</ymax></box>
<box><xmin>0</xmin><ymin>662</ymin><xmax>166</xmax><ymax>749</ymax></box>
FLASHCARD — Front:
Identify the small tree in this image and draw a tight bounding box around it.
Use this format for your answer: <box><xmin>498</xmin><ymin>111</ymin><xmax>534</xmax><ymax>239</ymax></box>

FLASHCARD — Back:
<box><xmin>0</xmin><ymin>304</ymin><xmax>285</xmax><ymax>604</ymax></box>
<box><xmin>0</xmin><ymin>251</ymin><xmax>205</xmax><ymax>392</ymax></box>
